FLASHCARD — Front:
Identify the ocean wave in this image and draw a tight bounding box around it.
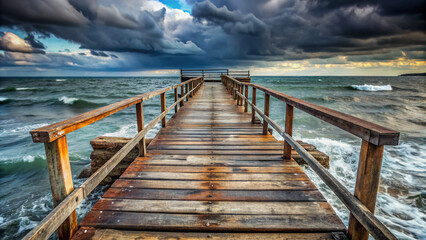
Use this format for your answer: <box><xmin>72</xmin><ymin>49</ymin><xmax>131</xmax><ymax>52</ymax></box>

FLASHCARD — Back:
<box><xmin>56</xmin><ymin>79</ymin><xmax>67</xmax><ymax>82</ymax></box>
<box><xmin>58</xmin><ymin>96</ymin><xmax>101</xmax><ymax>107</ymax></box>
<box><xmin>351</xmin><ymin>84</ymin><xmax>392</xmax><ymax>91</ymax></box>
<box><xmin>0</xmin><ymin>97</ymin><xmax>11</xmax><ymax>103</ymax></box>
<box><xmin>58</xmin><ymin>96</ymin><xmax>79</xmax><ymax>104</ymax></box>
<box><xmin>0</xmin><ymin>87</ymin><xmax>41</xmax><ymax>92</ymax></box>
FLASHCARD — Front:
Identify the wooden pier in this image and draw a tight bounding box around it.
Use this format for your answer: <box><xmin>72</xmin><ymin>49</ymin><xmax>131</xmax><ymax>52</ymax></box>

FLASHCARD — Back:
<box><xmin>26</xmin><ymin>72</ymin><xmax>400</xmax><ymax>240</ymax></box>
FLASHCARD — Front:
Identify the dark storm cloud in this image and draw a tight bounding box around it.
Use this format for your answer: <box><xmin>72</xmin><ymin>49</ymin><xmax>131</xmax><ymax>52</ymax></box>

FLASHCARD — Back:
<box><xmin>0</xmin><ymin>0</ymin><xmax>425</xmax><ymax>71</ymax></box>
<box><xmin>24</xmin><ymin>33</ymin><xmax>46</xmax><ymax>49</ymax></box>
<box><xmin>192</xmin><ymin>1</ymin><xmax>267</xmax><ymax>36</ymax></box>
<box><xmin>0</xmin><ymin>0</ymin><xmax>202</xmax><ymax>55</ymax></box>
<box><xmin>90</xmin><ymin>50</ymin><xmax>109</xmax><ymax>57</ymax></box>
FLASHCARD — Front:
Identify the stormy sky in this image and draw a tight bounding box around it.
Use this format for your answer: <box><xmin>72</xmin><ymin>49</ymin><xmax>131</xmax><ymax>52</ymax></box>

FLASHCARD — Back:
<box><xmin>0</xmin><ymin>0</ymin><xmax>425</xmax><ymax>76</ymax></box>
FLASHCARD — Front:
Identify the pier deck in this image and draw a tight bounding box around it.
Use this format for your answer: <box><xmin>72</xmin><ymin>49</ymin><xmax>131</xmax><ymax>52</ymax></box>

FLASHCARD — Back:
<box><xmin>73</xmin><ymin>83</ymin><xmax>346</xmax><ymax>239</ymax></box>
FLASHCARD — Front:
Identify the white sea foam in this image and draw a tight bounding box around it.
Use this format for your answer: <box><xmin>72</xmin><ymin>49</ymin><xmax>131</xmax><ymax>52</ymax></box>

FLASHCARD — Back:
<box><xmin>22</xmin><ymin>155</ymin><xmax>35</xmax><ymax>163</ymax></box>
<box><xmin>0</xmin><ymin>97</ymin><xmax>9</xmax><ymax>102</ymax></box>
<box><xmin>351</xmin><ymin>84</ymin><xmax>392</xmax><ymax>91</ymax></box>
<box><xmin>59</xmin><ymin>96</ymin><xmax>78</xmax><ymax>104</ymax></box>
<box><xmin>16</xmin><ymin>88</ymin><xmax>39</xmax><ymax>91</ymax></box>
<box><xmin>56</xmin><ymin>79</ymin><xmax>67</xmax><ymax>82</ymax></box>
<box><xmin>0</xmin><ymin>123</ymin><xmax>48</xmax><ymax>137</ymax></box>
<box><xmin>103</xmin><ymin>122</ymin><xmax>161</xmax><ymax>139</ymax></box>
<box><xmin>104</xmin><ymin>124</ymin><xmax>137</xmax><ymax>138</ymax></box>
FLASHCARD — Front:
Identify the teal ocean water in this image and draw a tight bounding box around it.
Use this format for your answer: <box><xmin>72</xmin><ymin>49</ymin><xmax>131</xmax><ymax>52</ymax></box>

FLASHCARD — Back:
<box><xmin>0</xmin><ymin>76</ymin><xmax>425</xmax><ymax>239</ymax></box>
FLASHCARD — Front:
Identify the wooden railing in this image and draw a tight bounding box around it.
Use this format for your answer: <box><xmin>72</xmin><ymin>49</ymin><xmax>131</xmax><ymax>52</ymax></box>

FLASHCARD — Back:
<box><xmin>24</xmin><ymin>77</ymin><xmax>204</xmax><ymax>240</ymax></box>
<box><xmin>181</xmin><ymin>69</ymin><xmax>250</xmax><ymax>82</ymax></box>
<box><xmin>222</xmin><ymin>75</ymin><xmax>399</xmax><ymax>240</ymax></box>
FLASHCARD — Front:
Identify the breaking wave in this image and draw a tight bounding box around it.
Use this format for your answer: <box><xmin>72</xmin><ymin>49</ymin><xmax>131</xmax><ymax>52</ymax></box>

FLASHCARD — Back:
<box><xmin>351</xmin><ymin>84</ymin><xmax>392</xmax><ymax>91</ymax></box>
<box><xmin>58</xmin><ymin>96</ymin><xmax>101</xmax><ymax>107</ymax></box>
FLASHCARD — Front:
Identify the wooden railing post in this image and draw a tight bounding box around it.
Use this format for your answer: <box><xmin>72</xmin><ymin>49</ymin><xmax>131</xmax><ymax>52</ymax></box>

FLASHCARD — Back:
<box><xmin>185</xmin><ymin>83</ymin><xmax>189</xmax><ymax>101</ymax></box>
<box><xmin>263</xmin><ymin>93</ymin><xmax>270</xmax><ymax>134</ymax></box>
<box><xmin>239</xmin><ymin>84</ymin><xmax>243</xmax><ymax>106</ymax></box>
<box><xmin>174</xmin><ymin>88</ymin><xmax>178</xmax><ymax>113</ymax></box>
<box><xmin>283</xmin><ymin>103</ymin><xmax>294</xmax><ymax>159</ymax></box>
<box><xmin>244</xmin><ymin>85</ymin><xmax>248</xmax><ymax>112</ymax></box>
<box><xmin>44</xmin><ymin>136</ymin><xmax>77</xmax><ymax>240</ymax></box>
<box><xmin>180</xmin><ymin>85</ymin><xmax>185</xmax><ymax>107</ymax></box>
<box><xmin>136</xmin><ymin>102</ymin><xmax>146</xmax><ymax>157</ymax></box>
<box><xmin>251</xmin><ymin>87</ymin><xmax>256</xmax><ymax>123</ymax></box>
<box><xmin>161</xmin><ymin>92</ymin><xmax>166</xmax><ymax>127</ymax></box>
<box><xmin>233</xmin><ymin>82</ymin><xmax>237</xmax><ymax>100</ymax></box>
<box><xmin>190</xmin><ymin>81</ymin><xmax>194</xmax><ymax>97</ymax></box>
<box><xmin>348</xmin><ymin>140</ymin><xmax>384</xmax><ymax>240</ymax></box>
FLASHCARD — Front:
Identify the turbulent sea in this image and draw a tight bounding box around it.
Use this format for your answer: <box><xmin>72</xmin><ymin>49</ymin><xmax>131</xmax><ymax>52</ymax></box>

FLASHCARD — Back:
<box><xmin>0</xmin><ymin>76</ymin><xmax>425</xmax><ymax>239</ymax></box>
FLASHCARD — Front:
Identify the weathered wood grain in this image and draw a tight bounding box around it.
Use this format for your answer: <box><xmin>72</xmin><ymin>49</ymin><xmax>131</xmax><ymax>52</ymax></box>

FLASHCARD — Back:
<box><xmin>73</xmin><ymin>228</ymin><xmax>338</xmax><ymax>240</ymax></box>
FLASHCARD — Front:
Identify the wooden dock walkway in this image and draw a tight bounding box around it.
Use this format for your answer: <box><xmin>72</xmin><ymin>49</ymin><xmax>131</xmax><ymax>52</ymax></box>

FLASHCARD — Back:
<box><xmin>73</xmin><ymin>83</ymin><xmax>345</xmax><ymax>239</ymax></box>
<box><xmin>26</xmin><ymin>73</ymin><xmax>400</xmax><ymax>240</ymax></box>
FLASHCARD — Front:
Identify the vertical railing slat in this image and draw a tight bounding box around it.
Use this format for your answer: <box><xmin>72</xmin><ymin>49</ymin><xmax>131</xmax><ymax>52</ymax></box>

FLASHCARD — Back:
<box><xmin>44</xmin><ymin>136</ymin><xmax>77</xmax><ymax>240</ymax></box>
<box><xmin>136</xmin><ymin>102</ymin><xmax>146</xmax><ymax>157</ymax></box>
<box><xmin>348</xmin><ymin>140</ymin><xmax>384</xmax><ymax>240</ymax></box>
<box><xmin>161</xmin><ymin>93</ymin><xmax>166</xmax><ymax>127</ymax></box>
<box><xmin>251</xmin><ymin>87</ymin><xmax>256</xmax><ymax>123</ymax></box>
<box><xmin>244</xmin><ymin>85</ymin><xmax>248</xmax><ymax>112</ymax></box>
<box><xmin>283</xmin><ymin>103</ymin><xmax>294</xmax><ymax>159</ymax></box>
<box><xmin>263</xmin><ymin>93</ymin><xmax>270</xmax><ymax>134</ymax></box>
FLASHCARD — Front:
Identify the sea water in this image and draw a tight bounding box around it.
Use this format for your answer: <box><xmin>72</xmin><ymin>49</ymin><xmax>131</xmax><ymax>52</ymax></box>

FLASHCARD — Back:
<box><xmin>0</xmin><ymin>76</ymin><xmax>424</xmax><ymax>239</ymax></box>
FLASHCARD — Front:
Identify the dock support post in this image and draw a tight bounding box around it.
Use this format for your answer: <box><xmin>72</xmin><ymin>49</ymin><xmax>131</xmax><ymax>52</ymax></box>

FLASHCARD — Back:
<box><xmin>263</xmin><ymin>93</ymin><xmax>270</xmax><ymax>134</ymax></box>
<box><xmin>251</xmin><ymin>87</ymin><xmax>256</xmax><ymax>123</ymax></box>
<box><xmin>190</xmin><ymin>81</ymin><xmax>194</xmax><ymax>97</ymax></box>
<box><xmin>161</xmin><ymin>93</ymin><xmax>166</xmax><ymax>127</ymax></box>
<box><xmin>244</xmin><ymin>85</ymin><xmax>248</xmax><ymax>112</ymax></box>
<box><xmin>283</xmin><ymin>103</ymin><xmax>294</xmax><ymax>159</ymax></box>
<box><xmin>44</xmin><ymin>136</ymin><xmax>77</xmax><ymax>240</ymax></box>
<box><xmin>174</xmin><ymin>88</ymin><xmax>178</xmax><ymax>113</ymax></box>
<box><xmin>348</xmin><ymin>140</ymin><xmax>384</xmax><ymax>240</ymax></box>
<box><xmin>136</xmin><ymin>102</ymin><xmax>146</xmax><ymax>157</ymax></box>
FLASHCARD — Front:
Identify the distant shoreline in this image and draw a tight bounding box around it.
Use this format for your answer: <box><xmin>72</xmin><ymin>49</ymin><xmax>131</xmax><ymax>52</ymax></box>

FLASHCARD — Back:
<box><xmin>398</xmin><ymin>72</ymin><xmax>426</xmax><ymax>76</ymax></box>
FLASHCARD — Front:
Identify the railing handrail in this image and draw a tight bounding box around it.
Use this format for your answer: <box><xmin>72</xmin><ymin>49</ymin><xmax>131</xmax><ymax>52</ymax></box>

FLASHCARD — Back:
<box><xmin>30</xmin><ymin>77</ymin><xmax>203</xmax><ymax>143</ymax></box>
<box><xmin>224</xmin><ymin>75</ymin><xmax>399</xmax><ymax>146</ymax></box>
<box><xmin>222</xmin><ymin>75</ymin><xmax>398</xmax><ymax>240</ymax></box>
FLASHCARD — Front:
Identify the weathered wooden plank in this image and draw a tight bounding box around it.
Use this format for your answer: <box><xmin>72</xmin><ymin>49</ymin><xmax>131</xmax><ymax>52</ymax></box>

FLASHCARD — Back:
<box><xmin>73</xmin><ymin>228</ymin><xmax>337</xmax><ymax>240</ymax></box>
<box><xmin>124</xmin><ymin>165</ymin><xmax>304</xmax><ymax>173</ymax></box>
<box><xmin>92</xmin><ymin>199</ymin><xmax>335</xmax><ymax>215</ymax></box>
<box><xmin>103</xmin><ymin>188</ymin><xmax>326</xmax><ymax>202</ymax></box>
<box><xmin>80</xmin><ymin>211</ymin><xmax>346</xmax><ymax>232</ymax></box>
<box><xmin>121</xmin><ymin>172</ymin><xmax>308</xmax><ymax>181</ymax></box>
<box><xmin>111</xmin><ymin>179</ymin><xmax>316</xmax><ymax>190</ymax></box>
